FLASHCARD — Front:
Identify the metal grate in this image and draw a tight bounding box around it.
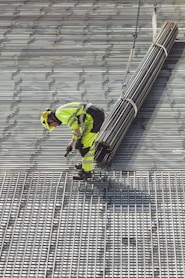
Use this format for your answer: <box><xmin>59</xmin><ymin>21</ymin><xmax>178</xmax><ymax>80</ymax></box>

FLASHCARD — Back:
<box><xmin>0</xmin><ymin>170</ymin><xmax>185</xmax><ymax>277</ymax></box>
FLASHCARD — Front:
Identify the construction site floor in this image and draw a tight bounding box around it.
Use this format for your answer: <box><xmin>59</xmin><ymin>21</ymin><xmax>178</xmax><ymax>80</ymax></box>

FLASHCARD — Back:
<box><xmin>0</xmin><ymin>1</ymin><xmax>185</xmax><ymax>277</ymax></box>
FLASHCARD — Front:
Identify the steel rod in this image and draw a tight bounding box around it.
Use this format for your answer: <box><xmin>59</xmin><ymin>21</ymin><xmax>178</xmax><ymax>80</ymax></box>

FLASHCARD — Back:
<box><xmin>95</xmin><ymin>22</ymin><xmax>178</xmax><ymax>163</ymax></box>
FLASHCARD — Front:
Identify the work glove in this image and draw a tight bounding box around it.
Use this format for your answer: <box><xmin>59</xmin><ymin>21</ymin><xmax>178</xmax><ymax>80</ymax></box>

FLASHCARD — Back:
<box><xmin>64</xmin><ymin>144</ymin><xmax>73</xmax><ymax>157</ymax></box>
<box><xmin>75</xmin><ymin>138</ymin><xmax>82</xmax><ymax>150</ymax></box>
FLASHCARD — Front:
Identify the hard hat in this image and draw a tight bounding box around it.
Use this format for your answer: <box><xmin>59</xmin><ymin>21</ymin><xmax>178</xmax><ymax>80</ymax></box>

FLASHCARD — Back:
<box><xmin>40</xmin><ymin>109</ymin><xmax>55</xmax><ymax>131</ymax></box>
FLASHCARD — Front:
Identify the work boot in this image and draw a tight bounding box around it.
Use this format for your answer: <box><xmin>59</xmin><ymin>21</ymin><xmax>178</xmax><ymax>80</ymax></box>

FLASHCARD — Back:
<box><xmin>73</xmin><ymin>169</ymin><xmax>92</xmax><ymax>181</ymax></box>
<box><xmin>74</xmin><ymin>162</ymin><xmax>82</xmax><ymax>170</ymax></box>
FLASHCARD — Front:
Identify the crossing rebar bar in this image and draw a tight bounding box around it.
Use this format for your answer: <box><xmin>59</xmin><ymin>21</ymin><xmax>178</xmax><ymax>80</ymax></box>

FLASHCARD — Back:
<box><xmin>95</xmin><ymin>22</ymin><xmax>178</xmax><ymax>163</ymax></box>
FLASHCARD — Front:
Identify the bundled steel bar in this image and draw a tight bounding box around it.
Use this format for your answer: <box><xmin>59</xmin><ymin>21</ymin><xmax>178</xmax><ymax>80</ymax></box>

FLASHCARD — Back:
<box><xmin>95</xmin><ymin>22</ymin><xmax>178</xmax><ymax>163</ymax></box>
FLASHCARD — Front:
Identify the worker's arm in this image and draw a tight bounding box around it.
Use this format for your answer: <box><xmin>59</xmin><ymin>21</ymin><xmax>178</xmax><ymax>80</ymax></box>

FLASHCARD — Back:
<box><xmin>74</xmin><ymin>127</ymin><xmax>81</xmax><ymax>139</ymax></box>
<box><xmin>65</xmin><ymin>127</ymin><xmax>82</xmax><ymax>157</ymax></box>
<box><xmin>70</xmin><ymin>127</ymin><xmax>82</xmax><ymax>147</ymax></box>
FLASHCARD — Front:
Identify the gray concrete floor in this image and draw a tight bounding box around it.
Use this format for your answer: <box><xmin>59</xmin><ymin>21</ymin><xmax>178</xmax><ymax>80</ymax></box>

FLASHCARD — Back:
<box><xmin>0</xmin><ymin>1</ymin><xmax>185</xmax><ymax>171</ymax></box>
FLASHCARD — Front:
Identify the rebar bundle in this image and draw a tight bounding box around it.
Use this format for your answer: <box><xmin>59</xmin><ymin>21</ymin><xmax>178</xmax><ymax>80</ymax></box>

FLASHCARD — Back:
<box><xmin>95</xmin><ymin>22</ymin><xmax>178</xmax><ymax>163</ymax></box>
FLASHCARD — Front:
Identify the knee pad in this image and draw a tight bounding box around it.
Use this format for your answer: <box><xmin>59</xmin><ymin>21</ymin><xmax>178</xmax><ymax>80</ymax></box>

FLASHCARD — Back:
<box><xmin>79</xmin><ymin>147</ymin><xmax>90</xmax><ymax>157</ymax></box>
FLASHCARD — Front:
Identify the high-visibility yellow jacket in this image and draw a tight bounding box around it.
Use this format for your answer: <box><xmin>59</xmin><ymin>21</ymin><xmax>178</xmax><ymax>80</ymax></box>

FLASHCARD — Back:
<box><xmin>55</xmin><ymin>102</ymin><xmax>94</xmax><ymax>140</ymax></box>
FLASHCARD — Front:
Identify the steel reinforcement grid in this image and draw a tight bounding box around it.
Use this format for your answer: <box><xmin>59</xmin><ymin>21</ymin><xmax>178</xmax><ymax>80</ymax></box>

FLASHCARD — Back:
<box><xmin>0</xmin><ymin>170</ymin><xmax>185</xmax><ymax>278</ymax></box>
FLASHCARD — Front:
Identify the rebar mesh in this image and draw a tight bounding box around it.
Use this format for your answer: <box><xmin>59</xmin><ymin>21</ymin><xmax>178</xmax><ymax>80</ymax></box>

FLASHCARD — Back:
<box><xmin>0</xmin><ymin>171</ymin><xmax>185</xmax><ymax>277</ymax></box>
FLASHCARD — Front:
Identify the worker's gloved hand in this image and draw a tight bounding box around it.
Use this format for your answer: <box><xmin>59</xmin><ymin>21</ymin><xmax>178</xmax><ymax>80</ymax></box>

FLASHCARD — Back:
<box><xmin>64</xmin><ymin>144</ymin><xmax>73</xmax><ymax>157</ymax></box>
<box><xmin>75</xmin><ymin>138</ymin><xmax>82</xmax><ymax>150</ymax></box>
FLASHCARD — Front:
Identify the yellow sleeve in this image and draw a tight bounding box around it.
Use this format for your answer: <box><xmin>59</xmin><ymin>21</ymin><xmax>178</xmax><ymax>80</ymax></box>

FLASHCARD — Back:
<box><xmin>67</xmin><ymin>115</ymin><xmax>79</xmax><ymax>130</ymax></box>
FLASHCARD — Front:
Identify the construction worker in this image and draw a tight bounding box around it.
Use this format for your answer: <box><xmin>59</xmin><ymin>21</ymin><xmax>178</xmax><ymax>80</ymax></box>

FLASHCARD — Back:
<box><xmin>40</xmin><ymin>102</ymin><xmax>105</xmax><ymax>180</ymax></box>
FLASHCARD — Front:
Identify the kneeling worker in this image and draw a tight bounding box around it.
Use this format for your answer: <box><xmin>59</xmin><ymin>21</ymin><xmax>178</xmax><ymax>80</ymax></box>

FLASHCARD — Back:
<box><xmin>40</xmin><ymin>102</ymin><xmax>105</xmax><ymax>180</ymax></box>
